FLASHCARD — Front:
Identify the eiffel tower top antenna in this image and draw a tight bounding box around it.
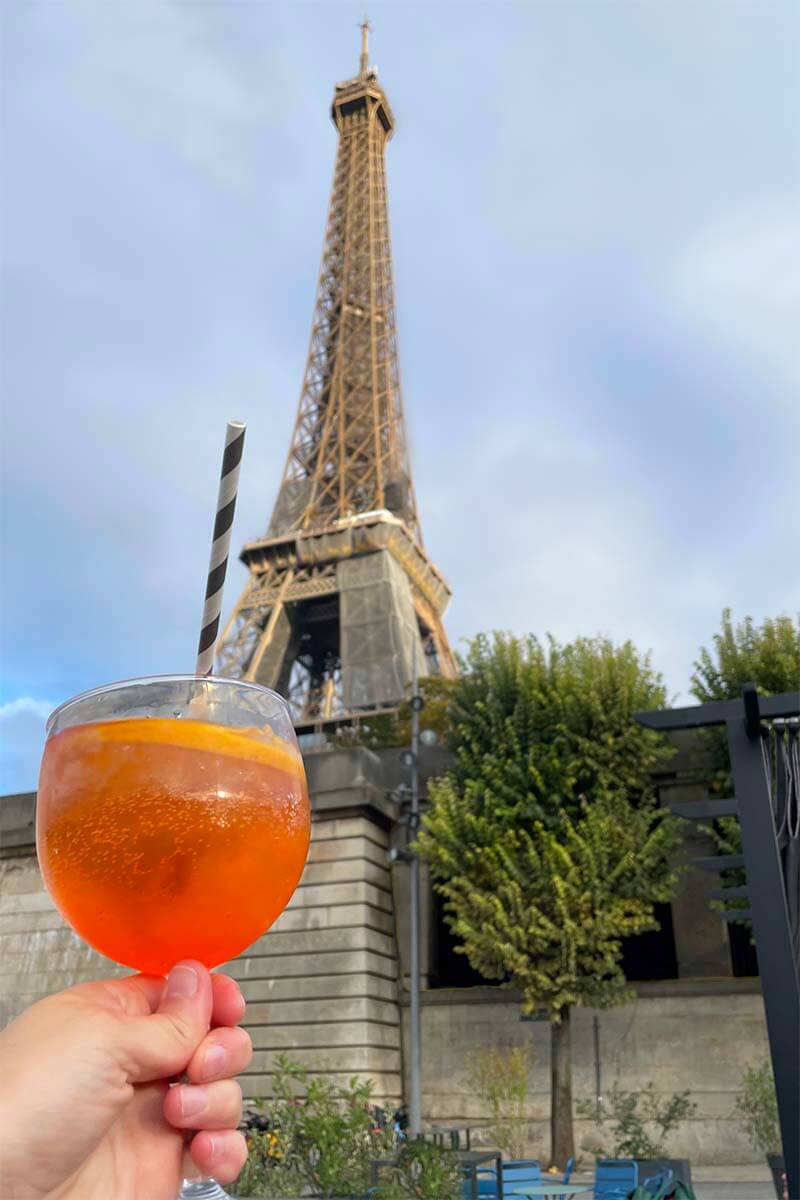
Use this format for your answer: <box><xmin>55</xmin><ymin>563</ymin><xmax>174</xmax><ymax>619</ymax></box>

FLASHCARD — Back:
<box><xmin>359</xmin><ymin>16</ymin><xmax>371</xmax><ymax>78</ymax></box>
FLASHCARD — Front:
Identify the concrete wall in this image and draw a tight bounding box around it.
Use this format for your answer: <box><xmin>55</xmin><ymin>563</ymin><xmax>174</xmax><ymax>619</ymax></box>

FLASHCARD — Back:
<box><xmin>401</xmin><ymin>983</ymin><xmax>769</xmax><ymax>1166</ymax></box>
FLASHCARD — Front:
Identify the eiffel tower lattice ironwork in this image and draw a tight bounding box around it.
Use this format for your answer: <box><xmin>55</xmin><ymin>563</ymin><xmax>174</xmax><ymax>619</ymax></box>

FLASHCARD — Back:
<box><xmin>216</xmin><ymin>24</ymin><xmax>455</xmax><ymax>727</ymax></box>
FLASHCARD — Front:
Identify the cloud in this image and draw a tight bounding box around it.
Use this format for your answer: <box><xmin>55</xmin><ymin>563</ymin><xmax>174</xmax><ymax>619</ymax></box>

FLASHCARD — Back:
<box><xmin>0</xmin><ymin>699</ymin><xmax>54</xmax><ymax>724</ymax></box>
<box><xmin>0</xmin><ymin>698</ymin><xmax>55</xmax><ymax>795</ymax></box>
<box><xmin>673</xmin><ymin>209</ymin><xmax>800</xmax><ymax>395</ymax></box>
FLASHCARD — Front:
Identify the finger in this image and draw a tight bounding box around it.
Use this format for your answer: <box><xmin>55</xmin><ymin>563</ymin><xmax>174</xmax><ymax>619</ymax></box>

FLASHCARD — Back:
<box><xmin>88</xmin><ymin>973</ymin><xmax>166</xmax><ymax>1018</ymax></box>
<box><xmin>164</xmin><ymin>1078</ymin><xmax>243</xmax><ymax>1131</ymax></box>
<box><xmin>210</xmin><ymin>973</ymin><xmax>245</xmax><ymax>1029</ymax></box>
<box><xmin>113</xmin><ymin>968</ymin><xmax>244</xmax><ymax>1023</ymax></box>
<box><xmin>122</xmin><ymin>961</ymin><xmax>214</xmax><ymax>1084</ymax></box>
<box><xmin>189</xmin><ymin>1129</ymin><xmax>248</xmax><ymax>1185</ymax></box>
<box><xmin>185</xmin><ymin>1026</ymin><xmax>253</xmax><ymax>1084</ymax></box>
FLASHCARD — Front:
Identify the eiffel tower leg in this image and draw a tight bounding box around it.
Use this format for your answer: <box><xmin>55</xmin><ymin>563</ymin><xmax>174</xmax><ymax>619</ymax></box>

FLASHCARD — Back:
<box><xmin>244</xmin><ymin>569</ymin><xmax>296</xmax><ymax>684</ymax></box>
<box><xmin>429</xmin><ymin>614</ymin><xmax>457</xmax><ymax>679</ymax></box>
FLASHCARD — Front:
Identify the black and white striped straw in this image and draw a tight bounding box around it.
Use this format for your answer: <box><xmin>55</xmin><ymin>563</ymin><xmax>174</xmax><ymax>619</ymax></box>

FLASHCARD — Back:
<box><xmin>196</xmin><ymin>420</ymin><xmax>246</xmax><ymax>676</ymax></box>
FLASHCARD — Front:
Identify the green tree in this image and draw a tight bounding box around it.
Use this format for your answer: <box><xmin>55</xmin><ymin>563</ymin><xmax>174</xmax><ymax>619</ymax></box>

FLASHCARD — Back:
<box><xmin>690</xmin><ymin>610</ymin><xmax>800</xmax><ymax>923</ymax></box>
<box><xmin>416</xmin><ymin>634</ymin><xmax>680</xmax><ymax>1167</ymax></box>
<box><xmin>337</xmin><ymin>676</ymin><xmax>456</xmax><ymax>750</ymax></box>
<box><xmin>692</xmin><ymin>609</ymin><xmax>800</xmax><ymax>709</ymax></box>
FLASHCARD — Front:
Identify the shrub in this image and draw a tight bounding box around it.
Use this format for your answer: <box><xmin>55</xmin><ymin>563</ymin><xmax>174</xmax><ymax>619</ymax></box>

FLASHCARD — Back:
<box><xmin>576</xmin><ymin>1082</ymin><xmax>697</xmax><ymax>1159</ymax></box>
<box><xmin>377</xmin><ymin>1141</ymin><xmax>461</xmax><ymax>1200</ymax></box>
<box><xmin>467</xmin><ymin>1043</ymin><xmax>534</xmax><ymax>1158</ymax></box>
<box><xmin>230</xmin><ymin>1055</ymin><xmax>396</xmax><ymax>1197</ymax></box>
<box><xmin>230</xmin><ymin>1126</ymin><xmax>297</xmax><ymax>1197</ymax></box>
<box><xmin>735</xmin><ymin>1062</ymin><xmax>781</xmax><ymax>1155</ymax></box>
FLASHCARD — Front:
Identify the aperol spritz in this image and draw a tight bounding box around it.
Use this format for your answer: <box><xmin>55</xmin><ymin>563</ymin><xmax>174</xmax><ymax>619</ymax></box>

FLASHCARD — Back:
<box><xmin>36</xmin><ymin>676</ymin><xmax>310</xmax><ymax>976</ymax></box>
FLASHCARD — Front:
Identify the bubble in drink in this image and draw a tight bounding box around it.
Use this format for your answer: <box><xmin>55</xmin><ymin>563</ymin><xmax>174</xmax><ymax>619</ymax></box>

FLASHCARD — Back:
<box><xmin>36</xmin><ymin>716</ymin><xmax>310</xmax><ymax>975</ymax></box>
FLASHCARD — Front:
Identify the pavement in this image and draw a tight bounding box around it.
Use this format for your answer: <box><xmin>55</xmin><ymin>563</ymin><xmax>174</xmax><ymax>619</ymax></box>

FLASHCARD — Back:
<box><xmin>678</xmin><ymin>1164</ymin><xmax>775</xmax><ymax>1200</ymax></box>
<box><xmin>692</xmin><ymin>1185</ymin><xmax>774</xmax><ymax>1200</ymax></box>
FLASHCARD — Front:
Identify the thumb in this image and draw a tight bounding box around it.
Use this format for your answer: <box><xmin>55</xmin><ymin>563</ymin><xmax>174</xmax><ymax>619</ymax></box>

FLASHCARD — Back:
<box><xmin>123</xmin><ymin>961</ymin><xmax>213</xmax><ymax>1084</ymax></box>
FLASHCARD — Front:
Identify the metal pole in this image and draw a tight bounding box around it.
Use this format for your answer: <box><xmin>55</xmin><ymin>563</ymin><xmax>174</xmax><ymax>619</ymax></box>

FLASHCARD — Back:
<box><xmin>409</xmin><ymin>642</ymin><xmax>422</xmax><ymax>1137</ymax></box>
<box><xmin>727</xmin><ymin>695</ymin><xmax>800</xmax><ymax>1200</ymax></box>
<box><xmin>593</xmin><ymin>1016</ymin><xmax>602</xmax><ymax>1110</ymax></box>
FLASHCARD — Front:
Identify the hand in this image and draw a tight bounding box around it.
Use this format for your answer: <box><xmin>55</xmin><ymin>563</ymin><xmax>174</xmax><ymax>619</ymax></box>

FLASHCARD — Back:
<box><xmin>0</xmin><ymin>961</ymin><xmax>252</xmax><ymax>1200</ymax></box>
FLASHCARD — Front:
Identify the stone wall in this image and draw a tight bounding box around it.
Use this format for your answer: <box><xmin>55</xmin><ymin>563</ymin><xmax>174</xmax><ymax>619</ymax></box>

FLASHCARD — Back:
<box><xmin>400</xmin><ymin>983</ymin><xmax>769</xmax><ymax>1166</ymax></box>
<box><xmin>229</xmin><ymin>810</ymin><xmax>402</xmax><ymax>1102</ymax></box>
<box><xmin>0</xmin><ymin>852</ymin><xmax>126</xmax><ymax>1030</ymax></box>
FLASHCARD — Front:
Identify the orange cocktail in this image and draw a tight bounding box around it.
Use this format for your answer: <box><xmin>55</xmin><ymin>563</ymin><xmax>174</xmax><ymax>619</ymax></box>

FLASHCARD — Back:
<box><xmin>37</xmin><ymin>688</ymin><xmax>310</xmax><ymax>976</ymax></box>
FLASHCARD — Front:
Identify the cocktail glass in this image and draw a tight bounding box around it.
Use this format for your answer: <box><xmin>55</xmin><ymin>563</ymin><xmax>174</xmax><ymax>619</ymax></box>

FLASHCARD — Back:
<box><xmin>36</xmin><ymin>674</ymin><xmax>311</xmax><ymax>1199</ymax></box>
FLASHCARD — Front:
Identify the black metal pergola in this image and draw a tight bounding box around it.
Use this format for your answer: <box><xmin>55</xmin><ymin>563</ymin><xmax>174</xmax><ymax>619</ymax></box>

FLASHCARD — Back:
<box><xmin>637</xmin><ymin>686</ymin><xmax>800</xmax><ymax>1200</ymax></box>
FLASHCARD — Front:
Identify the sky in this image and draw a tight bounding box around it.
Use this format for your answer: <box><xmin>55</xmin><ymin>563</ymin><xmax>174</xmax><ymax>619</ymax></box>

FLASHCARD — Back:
<box><xmin>1</xmin><ymin>0</ymin><xmax>799</xmax><ymax>794</ymax></box>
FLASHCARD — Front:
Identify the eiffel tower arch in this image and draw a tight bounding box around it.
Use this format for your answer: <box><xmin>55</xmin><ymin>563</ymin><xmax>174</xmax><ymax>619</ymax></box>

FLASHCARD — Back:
<box><xmin>215</xmin><ymin>24</ymin><xmax>455</xmax><ymax>727</ymax></box>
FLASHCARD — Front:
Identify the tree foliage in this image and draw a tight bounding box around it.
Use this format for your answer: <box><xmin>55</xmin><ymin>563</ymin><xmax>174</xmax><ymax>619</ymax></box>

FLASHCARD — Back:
<box><xmin>691</xmin><ymin>609</ymin><xmax>800</xmax><ymax>708</ymax></box>
<box><xmin>691</xmin><ymin>608</ymin><xmax>800</xmax><ymax>789</ymax></box>
<box><xmin>419</xmin><ymin>783</ymin><xmax>680</xmax><ymax>1016</ymax></box>
<box><xmin>690</xmin><ymin>610</ymin><xmax>800</xmax><ymax>917</ymax></box>
<box><xmin>438</xmin><ymin>632</ymin><xmax>673</xmax><ymax>829</ymax></box>
<box><xmin>337</xmin><ymin>676</ymin><xmax>456</xmax><ymax>750</ymax></box>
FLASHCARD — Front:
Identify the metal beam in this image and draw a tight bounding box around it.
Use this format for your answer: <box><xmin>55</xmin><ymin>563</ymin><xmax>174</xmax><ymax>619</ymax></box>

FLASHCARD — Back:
<box><xmin>669</xmin><ymin>798</ymin><xmax>738</xmax><ymax>820</ymax></box>
<box><xmin>727</xmin><ymin>704</ymin><xmax>800</xmax><ymax>1200</ymax></box>
<box><xmin>692</xmin><ymin>855</ymin><xmax>744</xmax><ymax>872</ymax></box>
<box><xmin>708</xmin><ymin>886</ymin><xmax>750</xmax><ymax>901</ymax></box>
<box><xmin>721</xmin><ymin>909</ymin><xmax>753</xmax><ymax>923</ymax></box>
<box><xmin>636</xmin><ymin>691</ymin><xmax>800</xmax><ymax>731</ymax></box>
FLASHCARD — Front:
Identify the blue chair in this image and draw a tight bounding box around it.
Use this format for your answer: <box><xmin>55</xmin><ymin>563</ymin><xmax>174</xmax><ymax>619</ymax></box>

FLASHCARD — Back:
<box><xmin>594</xmin><ymin>1158</ymin><xmax>638</xmax><ymax>1199</ymax></box>
<box><xmin>502</xmin><ymin>1159</ymin><xmax>542</xmax><ymax>1195</ymax></box>
<box><xmin>475</xmin><ymin>1166</ymin><xmax>500</xmax><ymax>1198</ymax></box>
<box><xmin>556</xmin><ymin>1157</ymin><xmax>575</xmax><ymax>1200</ymax></box>
<box><xmin>463</xmin><ymin>1166</ymin><xmax>500</xmax><ymax>1200</ymax></box>
<box><xmin>641</xmin><ymin>1169</ymin><xmax>674</xmax><ymax>1198</ymax></box>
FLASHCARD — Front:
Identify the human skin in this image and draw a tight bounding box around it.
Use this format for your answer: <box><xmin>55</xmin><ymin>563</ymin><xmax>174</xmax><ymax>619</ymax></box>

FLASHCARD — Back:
<box><xmin>0</xmin><ymin>961</ymin><xmax>252</xmax><ymax>1200</ymax></box>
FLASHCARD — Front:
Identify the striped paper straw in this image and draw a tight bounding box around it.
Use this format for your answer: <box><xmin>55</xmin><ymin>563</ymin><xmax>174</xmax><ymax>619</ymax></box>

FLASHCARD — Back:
<box><xmin>196</xmin><ymin>420</ymin><xmax>246</xmax><ymax>676</ymax></box>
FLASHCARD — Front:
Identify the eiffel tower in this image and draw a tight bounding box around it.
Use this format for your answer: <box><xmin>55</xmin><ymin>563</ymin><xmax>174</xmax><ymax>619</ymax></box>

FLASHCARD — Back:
<box><xmin>216</xmin><ymin>24</ymin><xmax>455</xmax><ymax>728</ymax></box>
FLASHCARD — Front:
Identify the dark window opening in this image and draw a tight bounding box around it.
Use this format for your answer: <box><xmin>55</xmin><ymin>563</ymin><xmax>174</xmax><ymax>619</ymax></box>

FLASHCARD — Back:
<box><xmin>620</xmin><ymin>902</ymin><xmax>679</xmax><ymax>982</ymax></box>
<box><xmin>728</xmin><ymin>921</ymin><xmax>759</xmax><ymax>977</ymax></box>
<box><xmin>429</xmin><ymin>889</ymin><xmax>489</xmax><ymax>989</ymax></box>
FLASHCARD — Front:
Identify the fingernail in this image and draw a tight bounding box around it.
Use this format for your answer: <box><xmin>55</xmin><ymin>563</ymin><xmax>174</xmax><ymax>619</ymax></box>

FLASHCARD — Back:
<box><xmin>206</xmin><ymin>1133</ymin><xmax>222</xmax><ymax>1158</ymax></box>
<box><xmin>165</xmin><ymin>964</ymin><xmax>199</xmax><ymax>1000</ymax></box>
<box><xmin>204</xmin><ymin>1044</ymin><xmax>227</xmax><ymax>1076</ymax></box>
<box><xmin>180</xmin><ymin>1086</ymin><xmax>208</xmax><ymax>1119</ymax></box>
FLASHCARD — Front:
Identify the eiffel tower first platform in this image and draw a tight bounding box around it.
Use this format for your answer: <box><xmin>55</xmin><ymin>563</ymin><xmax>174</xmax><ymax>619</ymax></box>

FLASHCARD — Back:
<box><xmin>216</xmin><ymin>23</ymin><xmax>455</xmax><ymax>728</ymax></box>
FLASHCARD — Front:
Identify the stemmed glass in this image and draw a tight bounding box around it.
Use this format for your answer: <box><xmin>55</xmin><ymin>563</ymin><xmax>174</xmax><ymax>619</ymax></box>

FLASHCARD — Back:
<box><xmin>36</xmin><ymin>674</ymin><xmax>311</xmax><ymax>1200</ymax></box>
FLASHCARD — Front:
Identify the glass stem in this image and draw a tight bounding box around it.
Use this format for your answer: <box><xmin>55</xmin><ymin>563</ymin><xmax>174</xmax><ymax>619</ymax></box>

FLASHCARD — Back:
<box><xmin>178</xmin><ymin>1178</ymin><xmax>230</xmax><ymax>1199</ymax></box>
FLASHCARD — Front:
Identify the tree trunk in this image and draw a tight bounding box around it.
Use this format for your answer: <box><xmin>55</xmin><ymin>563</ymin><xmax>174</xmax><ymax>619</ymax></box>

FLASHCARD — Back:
<box><xmin>550</xmin><ymin>1007</ymin><xmax>576</xmax><ymax>1169</ymax></box>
